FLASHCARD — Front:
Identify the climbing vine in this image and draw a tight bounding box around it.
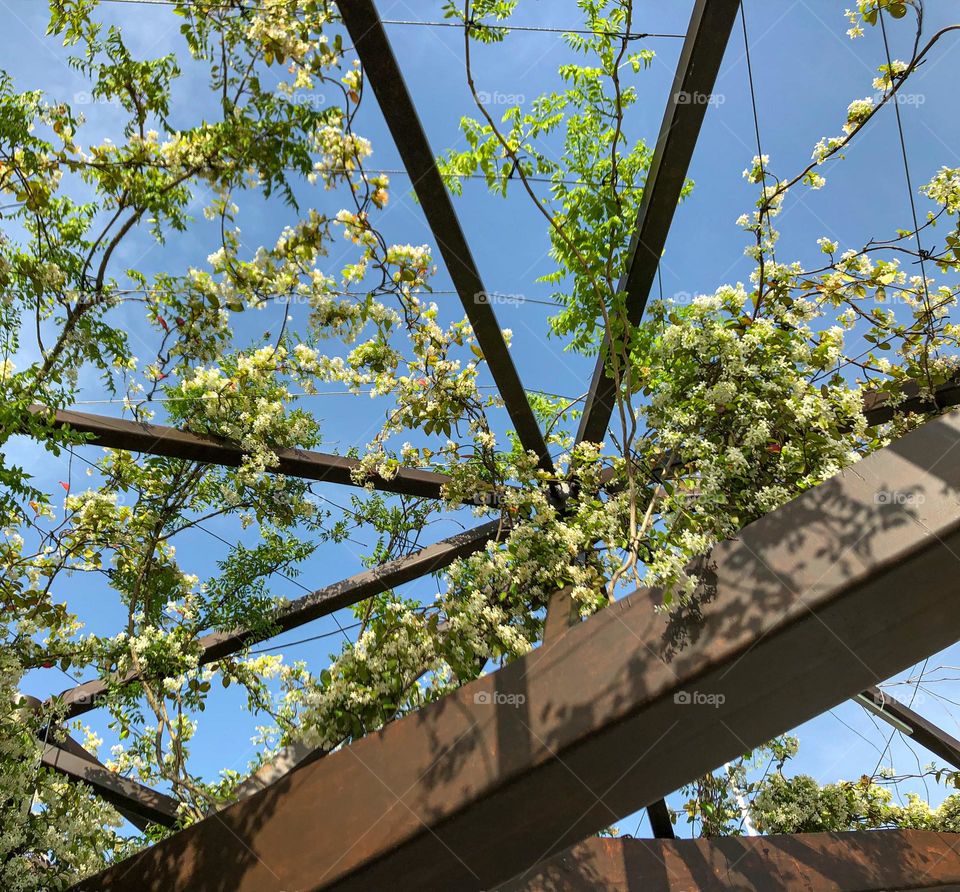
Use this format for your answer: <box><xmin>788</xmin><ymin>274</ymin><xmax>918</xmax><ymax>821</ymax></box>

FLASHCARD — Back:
<box><xmin>1</xmin><ymin>0</ymin><xmax>960</xmax><ymax>885</ymax></box>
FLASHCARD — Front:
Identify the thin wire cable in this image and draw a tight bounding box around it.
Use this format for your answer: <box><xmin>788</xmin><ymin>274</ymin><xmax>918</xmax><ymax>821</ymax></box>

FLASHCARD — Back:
<box><xmin>69</xmin><ymin>384</ymin><xmax>582</xmax><ymax>405</ymax></box>
<box><xmin>740</xmin><ymin>2</ymin><xmax>777</xmax><ymax>267</ymax></box>
<box><xmin>830</xmin><ymin>708</ymin><xmax>887</xmax><ymax>759</ymax></box>
<box><xmin>56</xmin><ymin>159</ymin><xmax>638</xmax><ymax>190</ymax></box>
<box><xmin>741</xmin><ymin>6</ymin><xmax>767</xmax><ymax>183</ymax></box>
<box><xmin>69</xmin><ymin>390</ymin><xmax>420</xmax><ymax>402</ymax></box>
<box><xmin>61</xmin><ymin>446</ymin><xmax>354</xmax><ymax>646</ymax></box>
<box><xmin>382</xmin><ymin>19</ymin><xmax>684</xmax><ymax>40</ymax></box>
<box><xmin>6</xmin><ymin>285</ymin><xmax>564</xmax><ymax>309</ymax></box>
<box><xmin>869</xmin><ymin>657</ymin><xmax>932</xmax><ymax>781</ymax></box>
<box><xmin>244</xmin><ymin>606</ymin><xmax>429</xmax><ymax>656</ymax></box>
<box><xmin>247</xmin><ymin>622</ymin><xmax>361</xmax><ymax>655</ymax></box>
<box><xmin>84</xmin><ymin>0</ymin><xmax>685</xmax><ymax>38</ymax></box>
<box><xmin>878</xmin><ymin>7</ymin><xmax>934</xmax><ymax>325</ymax></box>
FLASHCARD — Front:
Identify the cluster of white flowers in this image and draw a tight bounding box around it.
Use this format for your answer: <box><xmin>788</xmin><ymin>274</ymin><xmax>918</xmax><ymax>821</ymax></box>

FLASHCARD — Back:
<box><xmin>313</xmin><ymin>118</ymin><xmax>373</xmax><ymax>186</ymax></box>
<box><xmin>636</xmin><ymin>276</ymin><xmax>878</xmax><ymax>600</ymax></box>
<box><xmin>175</xmin><ymin>345</ymin><xmax>318</xmax><ymax>484</ymax></box>
<box><xmin>844</xmin><ymin>97</ymin><xmax>875</xmax><ymax>134</ymax></box>
<box><xmin>245</xmin><ymin>3</ymin><xmax>315</xmax><ymax>66</ymax></box>
<box><xmin>923</xmin><ymin>167</ymin><xmax>960</xmax><ymax>214</ymax></box>
<box><xmin>0</xmin><ymin>651</ymin><xmax>132</xmax><ymax>889</ymax></box>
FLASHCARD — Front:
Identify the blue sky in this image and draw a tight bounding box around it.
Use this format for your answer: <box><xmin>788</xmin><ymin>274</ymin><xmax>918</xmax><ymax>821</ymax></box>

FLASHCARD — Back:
<box><xmin>5</xmin><ymin>0</ymin><xmax>960</xmax><ymax>841</ymax></box>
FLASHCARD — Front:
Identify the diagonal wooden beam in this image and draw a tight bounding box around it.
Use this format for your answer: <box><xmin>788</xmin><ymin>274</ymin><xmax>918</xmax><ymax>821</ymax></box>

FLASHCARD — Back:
<box><xmin>645</xmin><ymin>797</ymin><xmax>676</xmax><ymax>840</ymax></box>
<box><xmin>19</xmin><ymin>695</ymin><xmax>170</xmax><ymax>830</ymax></box>
<box><xmin>29</xmin><ymin>405</ymin><xmax>453</xmax><ymax>501</ymax></box>
<box><xmin>41</xmin><ymin>739</ymin><xmax>179</xmax><ymax>829</ymax></box>
<box><xmin>858</xmin><ymin>685</ymin><xmax>960</xmax><ymax>770</ymax></box>
<box><xmin>502</xmin><ymin>831</ymin><xmax>960</xmax><ymax>891</ymax></box>
<box><xmin>577</xmin><ymin>0</ymin><xmax>738</xmax><ymax>444</ymax></box>
<box><xmin>335</xmin><ymin>0</ymin><xmax>554</xmax><ymax>473</ymax></box>
<box><xmin>75</xmin><ymin>409</ymin><xmax>960</xmax><ymax>891</ymax></box>
<box><xmin>51</xmin><ymin>519</ymin><xmax>505</xmax><ymax>719</ymax></box>
<box><xmin>862</xmin><ymin>374</ymin><xmax>960</xmax><ymax>426</ymax></box>
<box><xmin>50</xmin><ymin>732</ymin><xmax>157</xmax><ymax>832</ymax></box>
<box><xmin>577</xmin><ymin>0</ymin><xmax>740</xmax><ymax>446</ymax></box>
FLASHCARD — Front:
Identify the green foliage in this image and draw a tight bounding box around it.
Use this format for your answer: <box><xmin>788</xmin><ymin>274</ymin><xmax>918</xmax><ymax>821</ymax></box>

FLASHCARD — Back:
<box><xmin>752</xmin><ymin>773</ymin><xmax>960</xmax><ymax>835</ymax></box>
<box><xmin>440</xmin><ymin>0</ymin><xmax>664</xmax><ymax>352</ymax></box>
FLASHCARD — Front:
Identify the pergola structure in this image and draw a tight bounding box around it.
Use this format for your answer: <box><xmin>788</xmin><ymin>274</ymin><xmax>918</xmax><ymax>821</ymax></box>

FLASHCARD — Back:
<box><xmin>20</xmin><ymin>0</ymin><xmax>960</xmax><ymax>888</ymax></box>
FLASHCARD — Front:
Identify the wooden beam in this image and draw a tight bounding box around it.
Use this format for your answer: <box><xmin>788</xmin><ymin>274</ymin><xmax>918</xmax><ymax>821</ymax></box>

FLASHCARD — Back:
<box><xmin>501</xmin><ymin>831</ymin><xmax>960</xmax><ymax>891</ymax></box>
<box><xmin>75</xmin><ymin>409</ymin><xmax>960</xmax><ymax>891</ymax></box>
<box><xmin>541</xmin><ymin>585</ymin><xmax>580</xmax><ymax>645</ymax></box>
<box><xmin>335</xmin><ymin>0</ymin><xmax>554</xmax><ymax>473</ymax></box>
<box><xmin>50</xmin><ymin>732</ymin><xmax>157</xmax><ymax>832</ymax></box>
<box><xmin>18</xmin><ymin>694</ymin><xmax>171</xmax><ymax>830</ymax></box>
<box><xmin>41</xmin><ymin>740</ymin><xmax>179</xmax><ymax>829</ymax></box>
<box><xmin>29</xmin><ymin>405</ymin><xmax>453</xmax><ymax>501</ymax></box>
<box><xmin>27</xmin><ymin>370</ymin><xmax>960</xmax><ymax>508</ymax></box>
<box><xmin>51</xmin><ymin>520</ymin><xmax>504</xmax><ymax>719</ymax></box>
<box><xmin>645</xmin><ymin>797</ymin><xmax>676</xmax><ymax>840</ymax></box>
<box><xmin>858</xmin><ymin>685</ymin><xmax>960</xmax><ymax>770</ymax></box>
<box><xmin>577</xmin><ymin>0</ymin><xmax>741</xmax><ymax>446</ymax></box>
<box><xmin>543</xmin><ymin>587</ymin><xmax>675</xmax><ymax>836</ymax></box>
<box><xmin>862</xmin><ymin>375</ymin><xmax>960</xmax><ymax>426</ymax></box>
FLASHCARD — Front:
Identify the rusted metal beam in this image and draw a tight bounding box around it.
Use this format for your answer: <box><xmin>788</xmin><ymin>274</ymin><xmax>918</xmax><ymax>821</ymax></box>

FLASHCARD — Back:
<box><xmin>75</xmin><ymin>409</ymin><xmax>960</xmax><ymax>891</ymax></box>
<box><xmin>41</xmin><ymin>740</ymin><xmax>179</xmax><ymax>829</ymax></box>
<box><xmin>501</xmin><ymin>831</ymin><xmax>960</xmax><ymax>891</ymax></box>
<box><xmin>29</xmin><ymin>405</ymin><xmax>452</xmax><ymax>501</ymax></box>
<box><xmin>52</xmin><ymin>519</ymin><xmax>504</xmax><ymax>719</ymax></box>
<box><xmin>335</xmin><ymin>0</ymin><xmax>553</xmax><ymax>473</ymax></box>
<box><xmin>858</xmin><ymin>685</ymin><xmax>960</xmax><ymax>770</ymax></box>
<box><xmin>577</xmin><ymin>0</ymin><xmax>740</xmax><ymax>446</ymax></box>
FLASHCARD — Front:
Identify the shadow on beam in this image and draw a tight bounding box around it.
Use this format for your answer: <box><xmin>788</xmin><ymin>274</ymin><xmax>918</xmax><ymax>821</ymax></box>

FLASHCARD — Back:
<box><xmin>499</xmin><ymin>831</ymin><xmax>960</xmax><ymax>891</ymax></box>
